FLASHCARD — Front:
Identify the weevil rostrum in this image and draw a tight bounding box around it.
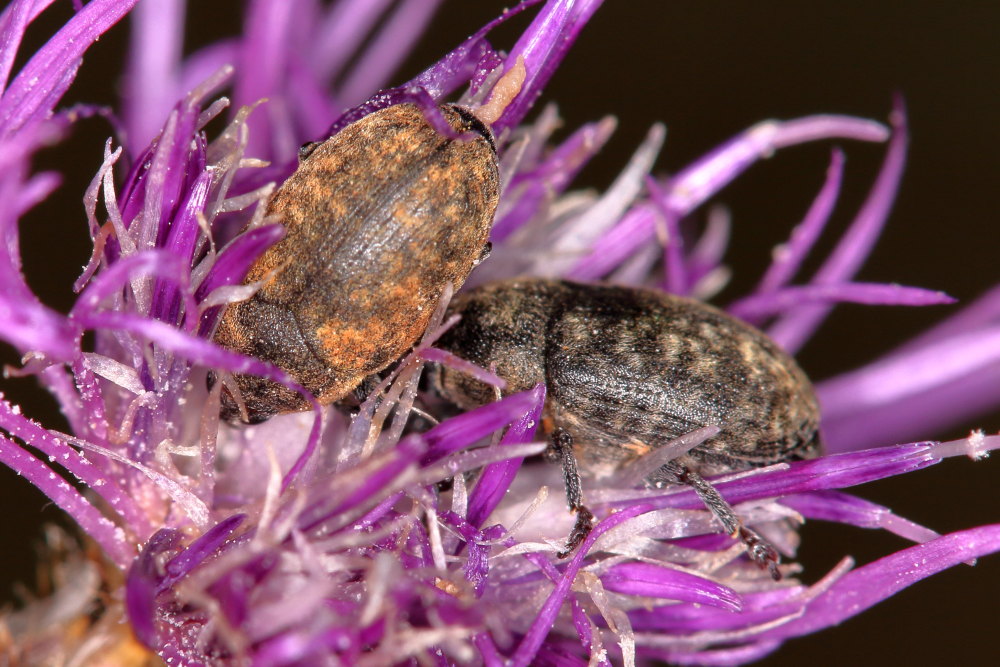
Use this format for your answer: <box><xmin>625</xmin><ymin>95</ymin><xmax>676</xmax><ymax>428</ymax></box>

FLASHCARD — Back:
<box><xmin>430</xmin><ymin>278</ymin><xmax>823</xmax><ymax>578</ymax></box>
<box><xmin>213</xmin><ymin>103</ymin><xmax>500</xmax><ymax>422</ymax></box>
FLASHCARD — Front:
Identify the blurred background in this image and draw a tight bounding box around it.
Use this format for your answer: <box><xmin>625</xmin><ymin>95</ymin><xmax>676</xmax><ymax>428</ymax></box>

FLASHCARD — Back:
<box><xmin>1</xmin><ymin>1</ymin><xmax>997</xmax><ymax>664</ymax></box>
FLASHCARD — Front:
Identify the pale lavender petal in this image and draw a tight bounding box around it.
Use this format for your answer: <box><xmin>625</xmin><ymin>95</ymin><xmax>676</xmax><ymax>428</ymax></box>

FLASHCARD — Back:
<box><xmin>728</xmin><ymin>282</ymin><xmax>955</xmax><ymax>320</ymax></box>
<box><xmin>644</xmin><ymin>641</ymin><xmax>783</xmax><ymax>666</ymax></box>
<box><xmin>339</xmin><ymin>0</ymin><xmax>443</xmax><ymax>107</ymax></box>
<box><xmin>420</xmin><ymin>347</ymin><xmax>507</xmax><ymax>388</ymax></box>
<box><xmin>311</xmin><ymin>0</ymin><xmax>392</xmax><ymax>83</ymax></box>
<box><xmin>491</xmin><ymin>116</ymin><xmax>616</xmax><ymax>243</ymax></box>
<box><xmin>782</xmin><ymin>491</ymin><xmax>939</xmax><ymax>544</ymax></box>
<box><xmin>645</xmin><ymin>175</ymin><xmax>688</xmax><ymax>295</ymax></box>
<box><xmin>686</xmin><ymin>206</ymin><xmax>730</xmax><ymax>291</ymax></box>
<box><xmin>176</xmin><ymin>39</ymin><xmax>239</xmax><ymax>103</ymax></box>
<box><xmin>896</xmin><ymin>282</ymin><xmax>1000</xmax><ymax>354</ymax></box>
<box><xmin>819</xmin><ymin>325</ymin><xmax>1000</xmax><ymax>451</ymax></box>
<box><xmin>124</xmin><ymin>0</ymin><xmax>184</xmax><ymax>150</ymax></box>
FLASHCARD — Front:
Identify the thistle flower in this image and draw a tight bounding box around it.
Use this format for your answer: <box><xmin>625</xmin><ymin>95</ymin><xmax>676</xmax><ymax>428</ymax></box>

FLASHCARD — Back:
<box><xmin>1</xmin><ymin>1</ymin><xmax>998</xmax><ymax>665</ymax></box>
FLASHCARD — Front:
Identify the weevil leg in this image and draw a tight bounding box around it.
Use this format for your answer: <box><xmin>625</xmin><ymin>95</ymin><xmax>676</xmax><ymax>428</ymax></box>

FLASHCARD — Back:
<box><xmin>663</xmin><ymin>460</ymin><xmax>782</xmax><ymax>581</ymax></box>
<box><xmin>298</xmin><ymin>140</ymin><xmax>322</xmax><ymax>161</ymax></box>
<box><xmin>475</xmin><ymin>241</ymin><xmax>492</xmax><ymax>265</ymax></box>
<box><xmin>550</xmin><ymin>428</ymin><xmax>596</xmax><ymax>558</ymax></box>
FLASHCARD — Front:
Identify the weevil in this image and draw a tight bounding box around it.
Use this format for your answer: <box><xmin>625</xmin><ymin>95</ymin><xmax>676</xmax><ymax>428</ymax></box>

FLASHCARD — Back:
<box><xmin>213</xmin><ymin>103</ymin><xmax>500</xmax><ymax>422</ymax></box>
<box><xmin>430</xmin><ymin>278</ymin><xmax>822</xmax><ymax>578</ymax></box>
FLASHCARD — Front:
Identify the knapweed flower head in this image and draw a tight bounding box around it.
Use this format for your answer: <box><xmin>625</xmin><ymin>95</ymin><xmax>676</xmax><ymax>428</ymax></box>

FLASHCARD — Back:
<box><xmin>1</xmin><ymin>1</ymin><xmax>999</xmax><ymax>665</ymax></box>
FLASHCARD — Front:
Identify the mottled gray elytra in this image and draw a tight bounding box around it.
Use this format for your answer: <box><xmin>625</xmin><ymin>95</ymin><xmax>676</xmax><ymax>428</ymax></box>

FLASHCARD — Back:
<box><xmin>214</xmin><ymin>103</ymin><xmax>500</xmax><ymax>422</ymax></box>
<box><xmin>431</xmin><ymin>278</ymin><xmax>822</xmax><ymax>578</ymax></box>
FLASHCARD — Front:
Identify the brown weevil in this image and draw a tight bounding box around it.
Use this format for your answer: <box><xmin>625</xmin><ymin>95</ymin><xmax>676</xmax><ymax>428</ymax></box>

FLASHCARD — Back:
<box><xmin>213</xmin><ymin>103</ymin><xmax>500</xmax><ymax>422</ymax></box>
<box><xmin>430</xmin><ymin>278</ymin><xmax>822</xmax><ymax>578</ymax></box>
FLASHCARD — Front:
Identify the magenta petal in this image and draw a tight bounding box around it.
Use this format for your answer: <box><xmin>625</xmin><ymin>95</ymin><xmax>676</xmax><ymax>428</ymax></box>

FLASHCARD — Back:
<box><xmin>756</xmin><ymin>149</ymin><xmax>845</xmax><ymax>295</ymax></box>
<box><xmin>602</xmin><ymin>562</ymin><xmax>741</xmax><ymax>610</ymax></box>
<box><xmin>466</xmin><ymin>384</ymin><xmax>546</xmax><ymax>528</ymax></box>
<box><xmin>0</xmin><ymin>433</ymin><xmax>133</xmax><ymax>568</ymax></box>
<box><xmin>423</xmin><ymin>388</ymin><xmax>544</xmax><ymax>462</ymax></box>
<box><xmin>495</xmin><ymin>0</ymin><xmax>605</xmax><ymax>134</ymax></box>
<box><xmin>768</xmin><ymin>99</ymin><xmax>909</xmax><ymax>353</ymax></box>
<box><xmin>758</xmin><ymin>524</ymin><xmax>1000</xmax><ymax>641</ymax></box>
<box><xmin>165</xmin><ymin>514</ymin><xmax>245</xmax><ymax>580</ymax></box>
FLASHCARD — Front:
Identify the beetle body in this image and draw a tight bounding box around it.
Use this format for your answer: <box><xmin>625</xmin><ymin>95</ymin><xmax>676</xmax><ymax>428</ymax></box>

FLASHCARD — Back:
<box><xmin>431</xmin><ymin>278</ymin><xmax>821</xmax><ymax>573</ymax></box>
<box><xmin>433</xmin><ymin>278</ymin><xmax>821</xmax><ymax>475</ymax></box>
<box><xmin>214</xmin><ymin>104</ymin><xmax>500</xmax><ymax>422</ymax></box>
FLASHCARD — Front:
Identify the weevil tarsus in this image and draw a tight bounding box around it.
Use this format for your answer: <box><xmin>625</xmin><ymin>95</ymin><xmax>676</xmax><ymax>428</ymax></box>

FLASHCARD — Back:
<box><xmin>665</xmin><ymin>460</ymin><xmax>782</xmax><ymax>580</ymax></box>
<box><xmin>551</xmin><ymin>428</ymin><xmax>596</xmax><ymax>558</ymax></box>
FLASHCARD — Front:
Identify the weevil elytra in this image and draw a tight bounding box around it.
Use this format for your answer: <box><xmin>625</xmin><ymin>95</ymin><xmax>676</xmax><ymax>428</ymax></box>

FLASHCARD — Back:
<box><xmin>430</xmin><ymin>278</ymin><xmax>822</xmax><ymax>578</ymax></box>
<box><xmin>213</xmin><ymin>103</ymin><xmax>500</xmax><ymax>422</ymax></box>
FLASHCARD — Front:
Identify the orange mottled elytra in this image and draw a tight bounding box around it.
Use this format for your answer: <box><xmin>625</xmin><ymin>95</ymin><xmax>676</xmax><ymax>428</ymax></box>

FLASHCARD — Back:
<box><xmin>214</xmin><ymin>103</ymin><xmax>499</xmax><ymax>422</ymax></box>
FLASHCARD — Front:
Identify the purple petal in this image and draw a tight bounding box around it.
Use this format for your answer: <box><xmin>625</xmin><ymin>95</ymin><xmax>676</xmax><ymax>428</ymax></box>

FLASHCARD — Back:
<box><xmin>423</xmin><ymin>389</ymin><xmax>545</xmax><ymax>463</ymax></box>
<box><xmin>0</xmin><ymin>0</ymin><xmax>139</xmax><ymax>138</ymax></box>
<box><xmin>125</xmin><ymin>529</ymin><xmax>183</xmax><ymax>647</ymax></box>
<box><xmin>570</xmin><ymin>113</ymin><xmax>888</xmax><ymax>281</ymax></box>
<box><xmin>768</xmin><ymin>99</ymin><xmax>908</xmax><ymax>353</ymax></box>
<box><xmin>164</xmin><ymin>514</ymin><xmax>245</xmax><ymax>580</ymax></box>
<box><xmin>755</xmin><ymin>149</ymin><xmax>845</xmax><ymax>295</ymax></box>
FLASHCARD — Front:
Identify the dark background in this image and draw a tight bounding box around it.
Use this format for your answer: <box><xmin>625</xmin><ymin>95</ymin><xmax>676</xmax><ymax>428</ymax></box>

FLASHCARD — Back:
<box><xmin>1</xmin><ymin>1</ymin><xmax>998</xmax><ymax>664</ymax></box>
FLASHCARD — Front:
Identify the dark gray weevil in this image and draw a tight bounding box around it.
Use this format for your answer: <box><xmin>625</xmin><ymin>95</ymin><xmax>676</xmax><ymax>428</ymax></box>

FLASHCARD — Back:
<box><xmin>430</xmin><ymin>278</ymin><xmax>822</xmax><ymax>578</ymax></box>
